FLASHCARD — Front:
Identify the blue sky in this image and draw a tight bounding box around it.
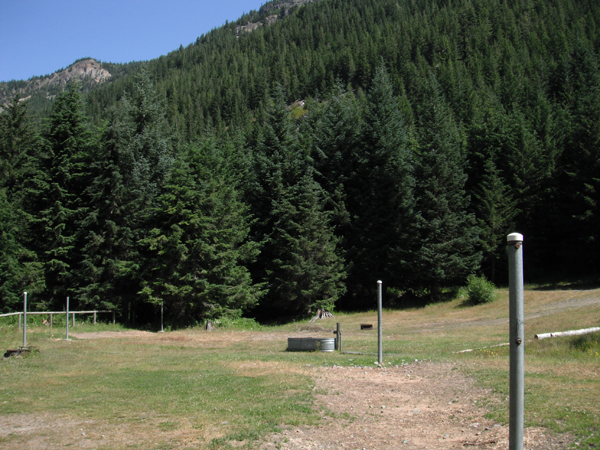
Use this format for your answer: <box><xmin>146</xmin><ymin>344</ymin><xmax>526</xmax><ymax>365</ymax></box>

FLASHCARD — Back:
<box><xmin>0</xmin><ymin>0</ymin><xmax>266</xmax><ymax>82</ymax></box>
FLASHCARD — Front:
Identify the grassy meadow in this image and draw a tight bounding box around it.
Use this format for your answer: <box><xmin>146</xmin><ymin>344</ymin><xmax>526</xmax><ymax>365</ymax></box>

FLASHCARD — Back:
<box><xmin>0</xmin><ymin>287</ymin><xmax>599</xmax><ymax>449</ymax></box>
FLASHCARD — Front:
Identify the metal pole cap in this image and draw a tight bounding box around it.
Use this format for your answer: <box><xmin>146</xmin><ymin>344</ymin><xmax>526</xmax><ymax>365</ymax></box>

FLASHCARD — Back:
<box><xmin>377</xmin><ymin>280</ymin><xmax>382</xmax><ymax>284</ymax></box>
<box><xmin>507</xmin><ymin>233</ymin><xmax>524</xmax><ymax>243</ymax></box>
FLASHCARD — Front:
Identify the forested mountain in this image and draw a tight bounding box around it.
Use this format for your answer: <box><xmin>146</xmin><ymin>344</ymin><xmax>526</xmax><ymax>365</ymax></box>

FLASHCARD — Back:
<box><xmin>0</xmin><ymin>58</ymin><xmax>142</xmax><ymax>128</ymax></box>
<box><xmin>1</xmin><ymin>0</ymin><xmax>599</xmax><ymax>324</ymax></box>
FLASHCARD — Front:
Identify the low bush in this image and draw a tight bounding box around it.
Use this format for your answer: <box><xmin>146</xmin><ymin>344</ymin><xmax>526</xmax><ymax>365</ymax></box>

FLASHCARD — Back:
<box><xmin>465</xmin><ymin>275</ymin><xmax>496</xmax><ymax>305</ymax></box>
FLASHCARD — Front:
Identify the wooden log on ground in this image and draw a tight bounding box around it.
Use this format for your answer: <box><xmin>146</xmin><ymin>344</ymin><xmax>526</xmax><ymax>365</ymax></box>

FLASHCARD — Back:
<box><xmin>534</xmin><ymin>327</ymin><xmax>600</xmax><ymax>340</ymax></box>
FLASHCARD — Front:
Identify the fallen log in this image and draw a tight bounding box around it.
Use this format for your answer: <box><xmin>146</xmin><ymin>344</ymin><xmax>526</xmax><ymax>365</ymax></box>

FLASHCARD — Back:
<box><xmin>534</xmin><ymin>327</ymin><xmax>600</xmax><ymax>340</ymax></box>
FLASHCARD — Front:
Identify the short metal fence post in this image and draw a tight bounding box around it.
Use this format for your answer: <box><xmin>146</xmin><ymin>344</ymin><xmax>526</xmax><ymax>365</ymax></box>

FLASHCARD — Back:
<box><xmin>377</xmin><ymin>280</ymin><xmax>383</xmax><ymax>365</ymax></box>
<box><xmin>66</xmin><ymin>297</ymin><xmax>70</xmax><ymax>340</ymax></box>
<box><xmin>23</xmin><ymin>292</ymin><xmax>27</xmax><ymax>348</ymax></box>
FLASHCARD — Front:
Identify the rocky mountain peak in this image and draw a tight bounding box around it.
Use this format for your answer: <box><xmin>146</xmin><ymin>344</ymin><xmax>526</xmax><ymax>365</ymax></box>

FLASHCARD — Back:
<box><xmin>35</xmin><ymin>58</ymin><xmax>111</xmax><ymax>89</ymax></box>
<box><xmin>0</xmin><ymin>58</ymin><xmax>112</xmax><ymax>106</ymax></box>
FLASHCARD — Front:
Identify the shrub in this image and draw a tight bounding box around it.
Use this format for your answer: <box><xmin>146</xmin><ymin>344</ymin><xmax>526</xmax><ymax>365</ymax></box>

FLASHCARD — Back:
<box><xmin>465</xmin><ymin>275</ymin><xmax>496</xmax><ymax>305</ymax></box>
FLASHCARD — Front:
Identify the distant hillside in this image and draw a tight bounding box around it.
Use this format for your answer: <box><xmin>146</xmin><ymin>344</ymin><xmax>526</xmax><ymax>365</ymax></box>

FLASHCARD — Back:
<box><xmin>75</xmin><ymin>0</ymin><xmax>600</xmax><ymax>281</ymax></box>
<box><xmin>0</xmin><ymin>58</ymin><xmax>142</xmax><ymax>124</ymax></box>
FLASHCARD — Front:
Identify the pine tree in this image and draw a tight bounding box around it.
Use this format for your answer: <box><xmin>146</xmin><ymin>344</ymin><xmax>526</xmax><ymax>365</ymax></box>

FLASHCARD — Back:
<box><xmin>410</xmin><ymin>72</ymin><xmax>481</xmax><ymax>300</ymax></box>
<box><xmin>263</xmin><ymin>171</ymin><xmax>346</xmax><ymax>316</ymax></box>
<box><xmin>0</xmin><ymin>96</ymin><xmax>44</xmax><ymax>311</ymax></box>
<box><xmin>473</xmin><ymin>158</ymin><xmax>517</xmax><ymax>283</ymax></box>
<box><xmin>560</xmin><ymin>45</ymin><xmax>600</xmax><ymax>270</ymax></box>
<box><xmin>251</xmin><ymin>85</ymin><xmax>346</xmax><ymax>318</ymax></box>
<box><xmin>344</xmin><ymin>63</ymin><xmax>415</xmax><ymax>307</ymax></box>
<box><xmin>78</xmin><ymin>69</ymin><xmax>175</xmax><ymax>320</ymax></box>
<box><xmin>37</xmin><ymin>85</ymin><xmax>96</xmax><ymax>308</ymax></box>
<box><xmin>304</xmin><ymin>82</ymin><xmax>361</xmax><ymax>230</ymax></box>
<box><xmin>139</xmin><ymin>138</ymin><xmax>262</xmax><ymax>325</ymax></box>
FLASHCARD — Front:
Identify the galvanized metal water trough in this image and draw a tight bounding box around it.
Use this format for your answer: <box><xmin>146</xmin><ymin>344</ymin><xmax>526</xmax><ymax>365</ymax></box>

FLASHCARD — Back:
<box><xmin>287</xmin><ymin>337</ymin><xmax>336</xmax><ymax>352</ymax></box>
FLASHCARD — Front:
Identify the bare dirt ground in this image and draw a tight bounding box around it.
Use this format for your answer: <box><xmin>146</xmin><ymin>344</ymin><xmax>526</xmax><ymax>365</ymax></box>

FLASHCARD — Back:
<box><xmin>69</xmin><ymin>329</ymin><xmax>154</xmax><ymax>340</ymax></box>
<box><xmin>260</xmin><ymin>362</ymin><xmax>573</xmax><ymax>450</ymax></box>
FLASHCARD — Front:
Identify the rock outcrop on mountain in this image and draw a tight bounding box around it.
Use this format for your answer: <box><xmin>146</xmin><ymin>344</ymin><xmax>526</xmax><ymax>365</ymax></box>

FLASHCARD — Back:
<box><xmin>0</xmin><ymin>58</ymin><xmax>111</xmax><ymax>105</ymax></box>
<box><xmin>236</xmin><ymin>0</ymin><xmax>316</xmax><ymax>36</ymax></box>
<box><xmin>34</xmin><ymin>58</ymin><xmax>111</xmax><ymax>89</ymax></box>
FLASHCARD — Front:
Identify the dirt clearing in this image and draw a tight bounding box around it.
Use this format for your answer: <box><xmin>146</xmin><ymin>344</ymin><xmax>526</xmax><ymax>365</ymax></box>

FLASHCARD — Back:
<box><xmin>261</xmin><ymin>362</ymin><xmax>573</xmax><ymax>450</ymax></box>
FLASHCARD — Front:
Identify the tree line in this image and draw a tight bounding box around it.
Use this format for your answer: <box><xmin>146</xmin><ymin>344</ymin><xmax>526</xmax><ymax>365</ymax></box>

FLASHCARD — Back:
<box><xmin>1</xmin><ymin>0</ymin><xmax>599</xmax><ymax>324</ymax></box>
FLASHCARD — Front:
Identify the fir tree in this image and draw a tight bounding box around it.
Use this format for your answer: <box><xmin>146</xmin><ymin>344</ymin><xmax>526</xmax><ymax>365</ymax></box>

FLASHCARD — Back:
<box><xmin>252</xmin><ymin>85</ymin><xmax>346</xmax><ymax>317</ymax></box>
<box><xmin>473</xmin><ymin>158</ymin><xmax>517</xmax><ymax>283</ymax></box>
<box><xmin>78</xmin><ymin>69</ymin><xmax>175</xmax><ymax>320</ymax></box>
<box><xmin>37</xmin><ymin>85</ymin><xmax>96</xmax><ymax>308</ymax></box>
<box><xmin>0</xmin><ymin>96</ymin><xmax>44</xmax><ymax>311</ymax></box>
<box><xmin>344</xmin><ymin>63</ymin><xmax>415</xmax><ymax>307</ymax></box>
<box><xmin>410</xmin><ymin>72</ymin><xmax>481</xmax><ymax>300</ymax></box>
<box><xmin>139</xmin><ymin>138</ymin><xmax>262</xmax><ymax>325</ymax></box>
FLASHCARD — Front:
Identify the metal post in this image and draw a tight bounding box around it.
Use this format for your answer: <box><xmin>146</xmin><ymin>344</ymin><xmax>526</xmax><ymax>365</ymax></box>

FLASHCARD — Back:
<box><xmin>160</xmin><ymin>302</ymin><xmax>164</xmax><ymax>332</ymax></box>
<box><xmin>508</xmin><ymin>233</ymin><xmax>524</xmax><ymax>450</ymax></box>
<box><xmin>23</xmin><ymin>292</ymin><xmax>27</xmax><ymax>348</ymax></box>
<box><xmin>377</xmin><ymin>280</ymin><xmax>383</xmax><ymax>365</ymax></box>
<box><xmin>50</xmin><ymin>313</ymin><xmax>53</xmax><ymax>333</ymax></box>
<box><xmin>18</xmin><ymin>312</ymin><xmax>21</xmax><ymax>330</ymax></box>
<box><xmin>335</xmin><ymin>322</ymin><xmax>341</xmax><ymax>350</ymax></box>
<box><xmin>112</xmin><ymin>311</ymin><xmax>116</xmax><ymax>324</ymax></box>
<box><xmin>93</xmin><ymin>311</ymin><xmax>96</xmax><ymax>324</ymax></box>
<box><xmin>72</xmin><ymin>312</ymin><xmax>75</xmax><ymax>327</ymax></box>
<box><xmin>66</xmin><ymin>297</ymin><xmax>70</xmax><ymax>340</ymax></box>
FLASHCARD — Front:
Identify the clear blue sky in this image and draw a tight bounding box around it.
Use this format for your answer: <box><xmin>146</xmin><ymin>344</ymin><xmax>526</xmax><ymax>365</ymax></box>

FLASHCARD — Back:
<box><xmin>0</xmin><ymin>0</ymin><xmax>266</xmax><ymax>82</ymax></box>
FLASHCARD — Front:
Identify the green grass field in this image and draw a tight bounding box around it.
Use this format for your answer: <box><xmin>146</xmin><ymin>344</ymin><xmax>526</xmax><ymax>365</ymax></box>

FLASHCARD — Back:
<box><xmin>1</xmin><ymin>287</ymin><xmax>599</xmax><ymax>449</ymax></box>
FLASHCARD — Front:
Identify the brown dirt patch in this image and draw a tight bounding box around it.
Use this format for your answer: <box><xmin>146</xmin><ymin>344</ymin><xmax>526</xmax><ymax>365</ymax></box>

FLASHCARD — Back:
<box><xmin>69</xmin><ymin>330</ymin><xmax>154</xmax><ymax>340</ymax></box>
<box><xmin>260</xmin><ymin>362</ymin><xmax>573</xmax><ymax>450</ymax></box>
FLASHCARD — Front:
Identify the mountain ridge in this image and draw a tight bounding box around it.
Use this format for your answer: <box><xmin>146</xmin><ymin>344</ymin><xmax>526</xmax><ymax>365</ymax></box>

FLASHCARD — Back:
<box><xmin>0</xmin><ymin>58</ymin><xmax>111</xmax><ymax>105</ymax></box>
<box><xmin>0</xmin><ymin>0</ymin><xmax>312</xmax><ymax>109</ymax></box>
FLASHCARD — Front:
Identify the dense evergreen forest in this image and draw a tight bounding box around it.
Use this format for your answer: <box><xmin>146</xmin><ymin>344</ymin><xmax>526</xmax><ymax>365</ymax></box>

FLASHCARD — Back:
<box><xmin>1</xmin><ymin>0</ymin><xmax>599</xmax><ymax>325</ymax></box>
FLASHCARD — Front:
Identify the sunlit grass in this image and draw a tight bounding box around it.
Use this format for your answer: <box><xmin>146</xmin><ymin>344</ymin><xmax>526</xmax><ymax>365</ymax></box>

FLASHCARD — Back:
<box><xmin>1</xmin><ymin>287</ymin><xmax>599</xmax><ymax>448</ymax></box>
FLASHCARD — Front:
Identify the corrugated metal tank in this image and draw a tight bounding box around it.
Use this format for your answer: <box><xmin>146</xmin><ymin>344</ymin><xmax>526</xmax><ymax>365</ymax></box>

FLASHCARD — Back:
<box><xmin>287</xmin><ymin>337</ymin><xmax>336</xmax><ymax>352</ymax></box>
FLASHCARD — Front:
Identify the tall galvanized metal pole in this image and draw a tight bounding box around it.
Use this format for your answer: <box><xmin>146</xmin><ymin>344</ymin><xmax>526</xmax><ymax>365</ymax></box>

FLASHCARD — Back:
<box><xmin>377</xmin><ymin>280</ymin><xmax>383</xmax><ymax>365</ymax></box>
<box><xmin>508</xmin><ymin>233</ymin><xmax>524</xmax><ymax>450</ymax></box>
<box><xmin>66</xmin><ymin>296</ymin><xmax>70</xmax><ymax>340</ymax></box>
<box><xmin>23</xmin><ymin>292</ymin><xmax>27</xmax><ymax>348</ymax></box>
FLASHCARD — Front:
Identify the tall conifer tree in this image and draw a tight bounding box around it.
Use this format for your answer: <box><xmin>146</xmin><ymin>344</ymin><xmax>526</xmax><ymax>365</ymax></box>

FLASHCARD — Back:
<box><xmin>79</xmin><ymin>69</ymin><xmax>175</xmax><ymax>319</ymax></box>
<box><xmin>37</xmin><ymin>85</ymin><xmax>96</xmax><ymax>308</ymax></box>
<box><xmin>251</xmin><ymin>85</ymin><xmax>345</xmax><ymax>317</ymax></box>
<box><xmin>0</xmin><ymin>96</ymin><xmax>44</xmax><ymax>311</ymax></box>
<box><xmin>410</xmin><ymin>73</ymin><xmax>480</xmax><ymax>299</ymax></box>
<box><xmin>344</xmin><ymin>63</ymin><xmax>415</xmax><ymax>307</ymax></box>
<box><xmin>139</xmin><ymin>138</ymin><xmax>262</xmax><ymax>324</ymax></box>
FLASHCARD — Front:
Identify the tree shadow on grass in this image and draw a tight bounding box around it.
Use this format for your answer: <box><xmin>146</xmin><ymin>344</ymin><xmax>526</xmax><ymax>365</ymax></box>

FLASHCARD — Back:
<box><xmin>384</xmin><ymin>288</ymin><xmax>461</xmax><ymax>310</ymax></box>
<box><xmin>529</xmin><ymin>277</ymin><xmax>600</xmax><ymax>291</ymax></box>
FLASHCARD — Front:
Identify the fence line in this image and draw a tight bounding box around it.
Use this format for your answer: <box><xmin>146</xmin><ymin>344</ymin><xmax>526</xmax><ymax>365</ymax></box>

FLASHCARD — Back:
<box><xmin>0</xmin><ymin>310</ymin><xmax>116</xmax><ymax>329</ymax></box>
